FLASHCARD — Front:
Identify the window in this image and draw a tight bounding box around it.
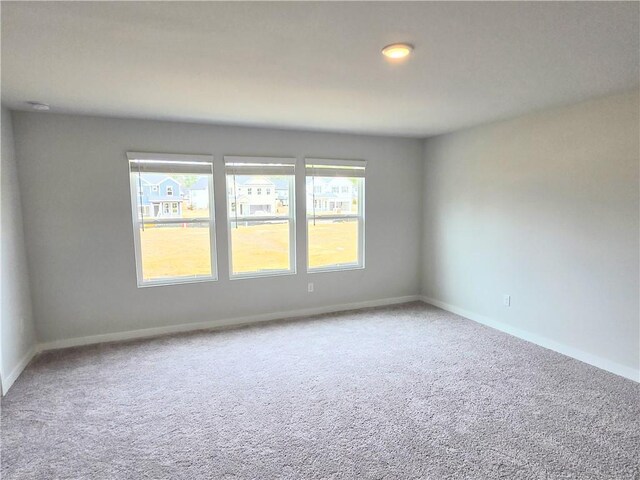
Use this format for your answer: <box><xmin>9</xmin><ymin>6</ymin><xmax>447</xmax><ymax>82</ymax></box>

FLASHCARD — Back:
<box><xmin>257</xmin><ymin>188</ymin><xmax>262</xmax><ymax>195</ymax></box>
<box><xmin>247</xmin><ymin>187</ymin><xmax>252</xmax><ymax>195</ymax></box>
<box><xmin>225</xmin><ymin>156</ymin><xmax>296</xmax><ymax>278</ymax></box>
<box><xmin>266</xmin><ymin>188</ymin><xmax>271</xmax><ymax>195</ymax></box>
<box><xmin>306</xmin><ymin>158</ymin><xmax>365</xmax><ymax>272</ymax></box>
<box><xmin>128</xmin><ymin>152</ymin><xmax>216</xmax><ymax>286</ymax></box>
<box><xmin>167</xmin><ymin>186</ymin><xmax>174</xmax><ymax>196</ymax></box>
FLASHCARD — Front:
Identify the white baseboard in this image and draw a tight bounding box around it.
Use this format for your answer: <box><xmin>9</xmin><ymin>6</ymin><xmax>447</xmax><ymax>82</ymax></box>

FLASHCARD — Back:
<box><xmin>1</xmin><ymin>346</ymin><xmax>38</xmax><ymax>396</ymax></box>
<box><xmin>38</xmin><ymin>295</ymin><xmax>422</xmax><ymax>353</ymax></box>
<box><xmin>420</xmin><ymin>295</ymin><xmax>639</xmax><ymax>383</ymax></box>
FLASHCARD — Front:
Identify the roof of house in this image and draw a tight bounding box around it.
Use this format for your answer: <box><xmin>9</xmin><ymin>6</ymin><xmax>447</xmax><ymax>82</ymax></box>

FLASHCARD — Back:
<box><xmin>231</xmin><ymin>176</ymin><xmax>290</xmax><ymax>188</ymax></box>
<box><xmin>239</xmin><ymin>176</ymin><xmax>275</xmax><ymax>187</ymax></box>
<box><xmin>140</xmin><ymin>173</ymin><xmax>178</xmax><ymax>185</ymax></box>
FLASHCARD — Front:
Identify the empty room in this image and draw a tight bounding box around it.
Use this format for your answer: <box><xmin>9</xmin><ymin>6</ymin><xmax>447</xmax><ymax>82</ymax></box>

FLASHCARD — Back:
<box><xmin>1</xmin><ymin>1</ymin><xmax>638</xmax><ymax>478</ymax></box>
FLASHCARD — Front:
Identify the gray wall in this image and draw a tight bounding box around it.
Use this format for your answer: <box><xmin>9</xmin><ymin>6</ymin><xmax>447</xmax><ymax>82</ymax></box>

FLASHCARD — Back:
<box><xmin>422</xmin><ymin>90</ymin><xmax>639</xmax><ymax>374</ymax></box>
<box><xmin>1</xmin><ymin>107</ymin><xmax>36</xmax><ymax>391</ymax></box>
<box><xmin>12</xmin><ymin>113</ymin><xmax>423</xmax><ymax>343</ymax></box>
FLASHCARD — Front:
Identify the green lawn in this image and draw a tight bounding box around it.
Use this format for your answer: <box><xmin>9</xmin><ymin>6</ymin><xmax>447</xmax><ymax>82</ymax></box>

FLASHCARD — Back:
<box><xmin>140</xmin><ymin>221</ymin><xmax>358</xmax><ymax>280</ymax></box>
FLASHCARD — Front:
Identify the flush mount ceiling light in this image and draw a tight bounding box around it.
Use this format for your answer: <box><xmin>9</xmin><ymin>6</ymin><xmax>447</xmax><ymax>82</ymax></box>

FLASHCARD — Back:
<box><xmin>27</xmin><ymin>101</ymin><xmax>50</xmax><ymax>111</ymax></box>
<box><xmin>381</xmin><ymin>43</ymin><xmax>414</xmax><ymax>60</ymax></box>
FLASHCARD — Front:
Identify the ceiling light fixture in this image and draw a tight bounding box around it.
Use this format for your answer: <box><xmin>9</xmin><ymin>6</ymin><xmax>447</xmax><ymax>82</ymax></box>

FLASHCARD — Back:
<box><xmin>27</xmin><ymin>101</ymin><xmax>50</xmax><ymax>111</ymax></box>
<box><xmin>381</xmin><ymin>43</ymin><xmax>414</xmax><ymax>60</ymax></box>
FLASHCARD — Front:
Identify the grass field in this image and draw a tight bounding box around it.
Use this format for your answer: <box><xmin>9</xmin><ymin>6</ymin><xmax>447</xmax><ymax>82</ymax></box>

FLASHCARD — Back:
<box><xmin>139</xmin><ymin>220</ymin><xmax>358</xmax><ymax>280</ymax></box>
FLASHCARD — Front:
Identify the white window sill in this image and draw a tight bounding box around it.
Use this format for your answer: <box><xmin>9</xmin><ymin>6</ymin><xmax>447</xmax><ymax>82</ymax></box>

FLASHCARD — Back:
<box><xmin>230</xmin><ymin>269</ymin><xmax>296</xmax><ymax>281</ymax></box>
<box><xmin>137</xmin><ymin>276</ymin><xmax>217</xmax><ymax>288</ymax></box>
<box><xmin>307</xmin><ymin>264</ymin><xmax>364</xmax><ymax>274</ymax></box>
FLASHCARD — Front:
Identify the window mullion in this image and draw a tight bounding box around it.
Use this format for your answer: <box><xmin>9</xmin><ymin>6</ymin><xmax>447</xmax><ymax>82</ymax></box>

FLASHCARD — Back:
<box><xmin>306</xmin><ymin>214</ymin><xmax>359</xmax><ymax>221</ymax></box>
<box><xmin>142</xmin><ymin>217</ymin><xmax>210</xmax><ymax>225</ymax></box>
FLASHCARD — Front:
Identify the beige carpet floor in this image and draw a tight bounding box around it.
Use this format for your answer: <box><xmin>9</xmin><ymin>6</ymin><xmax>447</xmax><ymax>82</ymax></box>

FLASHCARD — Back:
<box><xmin>2</xmin><ymin>302</ymin><xmax>639</xmax><ymax>479</ymax></box>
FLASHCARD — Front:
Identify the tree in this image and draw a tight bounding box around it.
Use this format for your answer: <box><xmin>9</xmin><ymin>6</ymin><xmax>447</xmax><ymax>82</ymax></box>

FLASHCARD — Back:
<box><xmin>171</xmin><ymin>174</ymin><xmax>198</xmax><ymax>188</ymax></box>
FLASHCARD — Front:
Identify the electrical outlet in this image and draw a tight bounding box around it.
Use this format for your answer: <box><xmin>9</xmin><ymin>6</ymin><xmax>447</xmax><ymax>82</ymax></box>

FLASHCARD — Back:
<box><xmin>308</xmin><ymin>282</ymin><xmax>314</xmax><ymax>293</ymax></box>
<box><xmin>503</xmin><ymin>294</ymin><xmax>511</xmax><ymax>307</ymax></box>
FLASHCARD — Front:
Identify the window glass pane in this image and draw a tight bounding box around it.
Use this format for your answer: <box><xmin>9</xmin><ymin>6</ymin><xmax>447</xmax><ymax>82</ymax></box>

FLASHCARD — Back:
<box><xmin>226</xmin><ymin>174</ymin><xmax>291</xmax><ymax>218</ymax></box>
<box><xmin>305</xmin><ymin>176</ymin><xmax>360</xmax><ymax>216</ymax></box>
<box><xmin>308</xmin><ymin>218</ymin><xmax>359</xmax><ymax>269</ymax></box>
<box><xmin>129</xmin><ymin>162</ymin><xmax>215</xmax><ymax>285</ymax></box>
<box><xmin>139</xmin><ymin>222</ymin><xmax>212</xmax><ymax>281</ymax></box>
<box><xmin>134</xmin><ymin>173</ymin><xmax>210</xmax><ymax>221</ymax></box>
<box><xmin>230</xmin><ymin>220</ymin><xmax>291</xmax><ymax>275</ymax></box>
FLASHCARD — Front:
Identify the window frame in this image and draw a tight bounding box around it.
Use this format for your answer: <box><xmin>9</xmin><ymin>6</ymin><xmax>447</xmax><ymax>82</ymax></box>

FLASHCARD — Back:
<box><xmin>224</xmin><ymin>156</ymin><xmax>297</xmax><ymax>280</ymax></box>
<box><xmin>305</xmin><ymin>158</ymin><xmax>366</xmax><ymax>273</ymax></box>
<box><xmin>127</xmin><ymin>152</ymin><xmax>217</xmax><ymax>288</ymax></box>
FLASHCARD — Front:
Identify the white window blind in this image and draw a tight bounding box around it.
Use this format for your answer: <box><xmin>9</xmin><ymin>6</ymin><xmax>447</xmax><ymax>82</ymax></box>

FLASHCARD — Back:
<box><xmin>305</xmin><ymin>158</ymin><xmax>366</xmax><ymax>178</ymax></box>
<box><xmin>224</xmin><ymin>156</ymin><xmax>296</xmax><ymax>176</ymax></box>
<box><xmin>128</xmin><ymin>152</ymin><xmax>214</xmax><ymax>174</ymax></box>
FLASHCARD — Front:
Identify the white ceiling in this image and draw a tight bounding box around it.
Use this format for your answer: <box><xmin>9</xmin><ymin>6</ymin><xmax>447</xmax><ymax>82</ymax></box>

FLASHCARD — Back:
<box><xmin>2</xmin><ymin>2</ymin><xmax>638</xmax><ymax>138</ymax></box>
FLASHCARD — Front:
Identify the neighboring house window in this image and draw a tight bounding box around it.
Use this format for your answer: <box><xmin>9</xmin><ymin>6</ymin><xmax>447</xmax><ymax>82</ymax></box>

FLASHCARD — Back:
<box><xmin>138</xmin><ymin>206</ymin><xmax>150</xmax><ymax>218</ymax></box>
<box><xmin>342</xmin><ymin>186</ymin><xmax>349</xmax><ymax>193</ymax></box>
<box><xmin>257</xmin><ymin>188</ymin><xmax>262</xmax><ymax>195</ymax></box>
<box><xmin>128</xmin><ymin>152</ymin><xmax>217</xmax><ymax>286</ymax></box>
<box><xmin>332</xmin><ymin>186</ymin><xmax>339</xmax><ymax>193</ymax></box>
<box><xmin>306</xmin><ymin>159</ymin><xmax>365</xmax><ymax>272</ymax></box>
<box><xmin>225</xmin><ymin>156</ymin><xmax>296</xmax><ymax>278</ymax></box>
<box><xmin>266</xmin><ymin>188</ymin><xmax>271</xmax><ymax>195</ymax></box>
<box><xmin>167</xmin><ymin>186</ymin><xmax>174</xmax><ymax>196</ymax></box>
<box><xmin>247</xmin><ymin>188</ymin><xmax>252</xmax><ymax>195</ymax></box>
<box><xmin>152</xmin><ymin>185</ymin><xmax>159</xmax><ymax>192</ymax></box>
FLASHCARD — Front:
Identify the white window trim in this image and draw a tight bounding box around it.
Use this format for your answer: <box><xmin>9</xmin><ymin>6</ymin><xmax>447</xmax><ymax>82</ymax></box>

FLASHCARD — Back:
<box><xmin>127</xmin><ymin>152</ymin><xmax>217</xmax><ymax>287</ymax></box>
<box><xmin>225</xmin><ymin>156</ymin><xmax>296</xmax><ymax>280</ymax></box>
<box><xmin>305</xmin><ymin>159</ymin><xmax>366</xmax><ymax>273</ymax></box>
